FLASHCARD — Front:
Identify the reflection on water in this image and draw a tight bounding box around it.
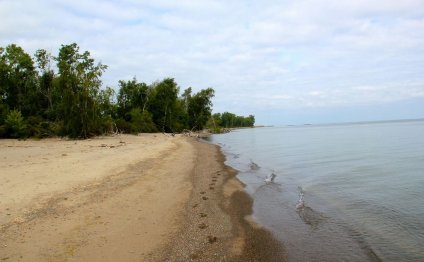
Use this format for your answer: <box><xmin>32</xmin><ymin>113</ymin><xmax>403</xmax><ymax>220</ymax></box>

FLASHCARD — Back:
<box><xmin>211</xmin><ymin>120</ymin><xmax>424</xmax><ymax>261</ymax></box>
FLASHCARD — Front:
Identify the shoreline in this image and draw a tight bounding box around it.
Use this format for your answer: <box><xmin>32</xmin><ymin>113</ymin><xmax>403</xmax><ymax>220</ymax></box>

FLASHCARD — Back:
<box><xmin>0</xmin><ymin>134</ymin><xmax>285</xmax><ymax>261</ymax></box>
<box><xmin>156</xmin><ymin>138</ymin><xmax>286</xmax><ymax>261</ymax></box>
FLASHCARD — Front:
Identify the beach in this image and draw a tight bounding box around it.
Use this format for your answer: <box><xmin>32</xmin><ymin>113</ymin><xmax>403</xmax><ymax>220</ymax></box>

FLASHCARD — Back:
<box><xmin>0</xmin><ymin>134</ymin><xmax>284</xmax><ymax>261</ymax></box>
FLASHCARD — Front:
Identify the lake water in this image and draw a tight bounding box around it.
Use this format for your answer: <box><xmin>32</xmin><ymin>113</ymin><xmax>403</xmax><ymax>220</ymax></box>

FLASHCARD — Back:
<box><xmin>209</xmin><ymin>120</ymin><xmax>424</xmax><ymax>261</ymax></box>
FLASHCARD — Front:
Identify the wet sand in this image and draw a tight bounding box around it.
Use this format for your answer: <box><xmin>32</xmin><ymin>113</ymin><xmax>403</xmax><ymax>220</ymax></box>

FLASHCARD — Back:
<box><xmin>0</xmin><ymin>134</ymin><xmax>285</xmax><ymax>261</ymax></box>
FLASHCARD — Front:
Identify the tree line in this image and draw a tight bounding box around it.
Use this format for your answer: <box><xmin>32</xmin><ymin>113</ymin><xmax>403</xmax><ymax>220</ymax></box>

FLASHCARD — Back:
<box><xmin>207</xmin><ymin>112</ymin><xmax>255</xmax><ymax>132</ymax></box>
<box><xmin>0</xmin><ymin>43</ymin><xmax>254</xmax><ymax>139</ymax></box>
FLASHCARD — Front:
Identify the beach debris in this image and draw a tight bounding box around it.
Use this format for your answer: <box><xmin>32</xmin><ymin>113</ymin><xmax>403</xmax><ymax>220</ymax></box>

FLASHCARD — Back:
<box><xmin>264</xmin><ymin>172</ymin><xmax>277</xmax><ymax>184</ymax></box>
<box><xmin>249</xmin><ymin>160</ymin><xmax>260</xmax><ymax>170</ymax></box>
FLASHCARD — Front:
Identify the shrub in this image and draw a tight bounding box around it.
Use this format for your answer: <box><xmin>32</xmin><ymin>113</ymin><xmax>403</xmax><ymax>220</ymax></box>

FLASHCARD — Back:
<box><xmin>115</xmin><ymin>118</ymin><xmax>131</xmax><ymax>133</ymax></box>
<box><xmin>5</xmin><ymin>110</ymin><xmax>28</xmax><ymax>138</ymax></box>
<box><xmin>129</xmin><ymin>108</ymin><xmax>157</xmax><ymax>133</ymax></box>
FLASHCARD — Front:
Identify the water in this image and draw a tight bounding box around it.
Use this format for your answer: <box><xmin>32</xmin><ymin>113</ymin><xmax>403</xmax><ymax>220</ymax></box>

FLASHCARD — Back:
<box><xmin>209</xmin><ymin>120</ymin><xmax>424</xmax><ymax>261</ymax></box>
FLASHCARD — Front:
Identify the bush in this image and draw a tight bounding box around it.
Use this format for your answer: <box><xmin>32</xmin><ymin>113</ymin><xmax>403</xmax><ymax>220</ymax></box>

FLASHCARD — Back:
<box><xmin>0</xmin><ymin>125</ymin><xmax>6</xmax><ymax>137</ymax></box>
<box><xmin>115</xmin><ymin>118</ymin><xmax>131</xmax><ymax>133</ymax></box>
<box><xmin>26</xmin><ymin>116</ymin><xmax>54</xmax><ymax>138</ymax></box>
<box><xmin>98</xmin><ymin>117</ymin><xmax>115</xmax><ymax>134</ymax></box>
<box><xmin>5</xmin><ymin>110</ymin><xmax>28</xmax><ymax>138</ymax></box>
<box><xmin>129</xmin><ymin>108</ymin><xmax>157</xmax><ymax>133</ymax></box>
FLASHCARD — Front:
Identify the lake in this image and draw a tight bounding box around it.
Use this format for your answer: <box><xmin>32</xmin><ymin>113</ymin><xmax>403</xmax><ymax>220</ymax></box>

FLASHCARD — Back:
<box><xmin>209</xmin><ymin>120</ymin><xmax>424</xmax><ymax>261</ymax></box>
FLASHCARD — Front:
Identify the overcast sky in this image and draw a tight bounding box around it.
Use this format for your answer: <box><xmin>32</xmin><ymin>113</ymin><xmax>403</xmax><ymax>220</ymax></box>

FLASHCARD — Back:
<box><xmin>1</xmin><ymin>0</ymin><xmax>424</xmax><ymax>125</ymax></box>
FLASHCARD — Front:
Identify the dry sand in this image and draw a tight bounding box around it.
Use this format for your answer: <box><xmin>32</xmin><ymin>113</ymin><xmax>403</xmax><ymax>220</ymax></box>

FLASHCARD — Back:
<box><xmin>0</xmin><ymin>134</ymin><xmax>285</xmax><ymax>261</ymax></box>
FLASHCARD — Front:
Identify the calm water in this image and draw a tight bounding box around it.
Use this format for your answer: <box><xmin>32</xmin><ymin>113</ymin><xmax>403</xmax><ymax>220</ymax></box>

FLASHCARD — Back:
<box><xmin>209</xmin><ymin>120</ymin><xmax>424</xmax><ymax>261</ymax></box>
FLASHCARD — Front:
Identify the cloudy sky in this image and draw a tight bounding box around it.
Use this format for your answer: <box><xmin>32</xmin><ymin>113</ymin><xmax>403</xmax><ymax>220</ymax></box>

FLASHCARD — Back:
<box><xmin>1</xmin><ymin>0</ymin><xmax>424</xmax><ymax>125</ymax></box>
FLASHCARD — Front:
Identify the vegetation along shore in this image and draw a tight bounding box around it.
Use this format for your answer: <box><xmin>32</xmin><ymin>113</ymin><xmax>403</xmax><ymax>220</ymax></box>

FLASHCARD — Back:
<box><xmin>0</xmin><ymin>43</ymin><xmax>254</xmax><ymax>139</ymax></box>
<box><xmin>0</xmin><ymin>43</ymin><xmax>285</xmax><ymax>261</ymax></box>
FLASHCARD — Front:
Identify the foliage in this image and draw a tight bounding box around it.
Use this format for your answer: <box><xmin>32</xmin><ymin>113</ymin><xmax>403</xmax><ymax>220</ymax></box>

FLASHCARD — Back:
<box><xmin>207</xmin><ymin>112</ymin><xmax>255</xmax><ymax>130</ymax></box>
<box><xmin>117</xmin><ymin>78</ymin><xmax>148</xmax><ymax>120</ymax></box>
<box><xmin>5</xmin><ymin>110</ymin><xmax>27</xmax><ymax>138</ymax></box>
<box><xmin>0</xmin><ymin>44</ymin><xmax>37</xmax><ymax>116</ymax></box>
<box><xmin>56</xmin><ymin>43</ymin><xmax>108</xmax><ymax>138</ymax></box>
<box><xmin>129</xmin><ymin>108</ymin><xmax>157</xmax><ymax>133</ymax></box>
<box><xmin>0</xmin><ymin>43</ymin><xmax>249</xmax><ymax>139</ymax></box>
<box><xmin>148</xmin><ymin>78</ymin><xmax>179</xmax><ymax>132</ymax></box>
<box><xmin>187</xmin><ymin>88</ymin><xmax>214</xmax><ymax>130</ymax></box>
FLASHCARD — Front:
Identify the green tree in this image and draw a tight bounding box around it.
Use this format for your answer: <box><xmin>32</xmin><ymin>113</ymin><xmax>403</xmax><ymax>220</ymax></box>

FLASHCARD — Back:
<box><xmin>5</xmin><ymin>110</ymin><xmax>27</xmax><ymax>138</ymax></box>
<box><xmin>34</xmin><ymin>49</ymin><xmax>55</xmax><ymax>119</ymax></box>
<box><xmin>129</xmin><ymin>108</ymin><xmax>157</xmax><ymax>133</ymax></box>
<box><xmin>0</xmin><ymin>44</ymin><xmax>37</xmax><ymax>116</ymax></box>
<box><xmin>148</xmin><ymin>78</ymin><xmax>179</xmax><ymax>132</ymax></box>
<box><xmin>117</xmin><ymin>78</ymin><xmax>149</xmax><ymax>119</ymax></box>
<box><xmin>187</xmin><ymin>88</ymin><xmax>214</xmax><ymax>130</ymax></box>
<box><xmin>215</xmin><ymin>112</ymin><xmax>255</xmax><ymax>128</ymax></box>
<box><xmin>55</xmin><ymin>43</ymin><xmax>107</xmax><ymax>138</ymax></box>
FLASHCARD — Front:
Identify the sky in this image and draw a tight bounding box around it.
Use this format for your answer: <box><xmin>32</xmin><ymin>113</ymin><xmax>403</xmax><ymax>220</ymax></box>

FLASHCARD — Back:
<box><xmin>1</xmin><ymin>0</ymin><xmax>424</xmax><ymax>125</ymax></box>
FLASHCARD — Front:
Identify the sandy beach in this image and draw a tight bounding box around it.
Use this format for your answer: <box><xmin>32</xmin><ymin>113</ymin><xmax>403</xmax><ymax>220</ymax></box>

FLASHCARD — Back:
<box><xmin>0</xmin><ymin>134</ymin><xmax>284</xmax><ymax>261</ymax></box>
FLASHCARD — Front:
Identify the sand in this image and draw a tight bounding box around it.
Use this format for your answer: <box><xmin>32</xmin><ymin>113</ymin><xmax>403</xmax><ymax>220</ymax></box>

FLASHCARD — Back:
<box><xmin>0</xmin><ymin>134</ymin><xmax>285</xmax><ymax>261</ymax></box>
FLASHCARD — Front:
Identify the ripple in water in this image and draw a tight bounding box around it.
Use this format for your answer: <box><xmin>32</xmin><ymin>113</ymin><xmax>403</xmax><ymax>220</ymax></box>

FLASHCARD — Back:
<box><xmin>211</xmin><ymin>121</ymin><xmax>424</xmax><ymax>261</ymax></box>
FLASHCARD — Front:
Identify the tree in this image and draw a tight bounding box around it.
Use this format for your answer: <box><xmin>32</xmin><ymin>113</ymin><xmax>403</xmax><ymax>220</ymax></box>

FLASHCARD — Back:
<box><xmin>55</xmin><ymin>43</ymin><xmax>107</xmax><ymax>138</ymax></box>
<box><xmin>1</xmin><ymin>43</ymin><xmax>237</xmax><ymax>138</ymax></box>
<box><xmin>187</xmin><ymin>88</ymin><xmax>214</xmax><ymax>130</ymax></box>
<box><xmin>148</xmin><ymin>78</ymin><xmax>179</xmax><ymax>132</ymax></box>
<box><xmin>34</xmin><ymin>49</ymin><xmax>55</xmax><ymax>119</ymax></box>
<box><xmin>211</xmin><ymin>111</ymin><xmax>255</xmax><ymax>129</ymax></box>
<box><xmin>5</xmin><ymin>110</ymin><xmax>27</xmax><ymax>138</ymax></box>
<box><xmin>0</xmin><ymin>44</ymin><xmax>37</xmax><ymax>116</ymax></box>
<box><xmin>117</xmin><ymin>78</ymin><xmax>149</xmax><ymax>119</ymax></box>
<box><xmin>129</xmin><ymin>108</ymin><xmax>157</xmax><ymax>133</ymax></box>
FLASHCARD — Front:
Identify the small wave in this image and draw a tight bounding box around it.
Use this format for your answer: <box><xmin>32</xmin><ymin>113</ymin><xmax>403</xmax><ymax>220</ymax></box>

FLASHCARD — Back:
<box><xmin>249</xmin><ymin>160</ymin><xmax>260</xmax><ymax>170</ymax></box>
<box><xmin>264</xmin><ymin>172</ymin><xmax>277</xmax><ymax>184</ymax></box>
<box><xmin>296</xmin><ymin>187</ymin><xmax>327</xmax><ymax>228</ymax></box>
<box><xmin>296</xmin><ymin>186</ymin><xmax>305</xmax><ymax>210</ymax></box>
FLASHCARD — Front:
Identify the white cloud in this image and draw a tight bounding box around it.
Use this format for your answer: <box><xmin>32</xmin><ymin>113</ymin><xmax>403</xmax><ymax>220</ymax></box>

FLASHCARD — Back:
<box><xmin>1</xmin><ymin>0</ymin><xmax>424</xmax><ymax>123</ymax></box>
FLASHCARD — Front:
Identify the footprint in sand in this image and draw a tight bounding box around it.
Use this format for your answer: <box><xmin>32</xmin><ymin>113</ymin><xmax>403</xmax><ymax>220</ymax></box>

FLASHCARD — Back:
<box><xmin>198</xmin><ymin>223</ymin><xmax>208</xmax><ymax>229</ymax></box>
<box><xmin>202</xmin><ymin>196</ymin><xmax>208</xmax><ymax>200</ymax></box>
<box><xmin>200</xmin><ymin>213</ymin><xmax>207</xmax><ymax>218</ymax></box>
<box><xmin>200</xmin><ymin>191</ymin><xmax>206</xmax><ymax>195</ymax></box>
<box><xmin>207</xmin><ymin>235</ymin><xmax>217</xmax><ymax>243</ymax></box>
<box><xmin>189</xmin><ymin>254</ymin><xmax>200</xmax><ymax>259</ymax></box>
<box><xmin>209</xmin><ymin>187</ymin><xmax>214</xmax><ymax>190</ymax></box>
<box><xmin>212</xmin><ymin>179</ymin><xmax>217</xmax><ymax>182</ymax></box>
<box><xmin>192</xmin><ymin>203</ymin><xmax>199</xmax><ymax>208</ymax></box>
